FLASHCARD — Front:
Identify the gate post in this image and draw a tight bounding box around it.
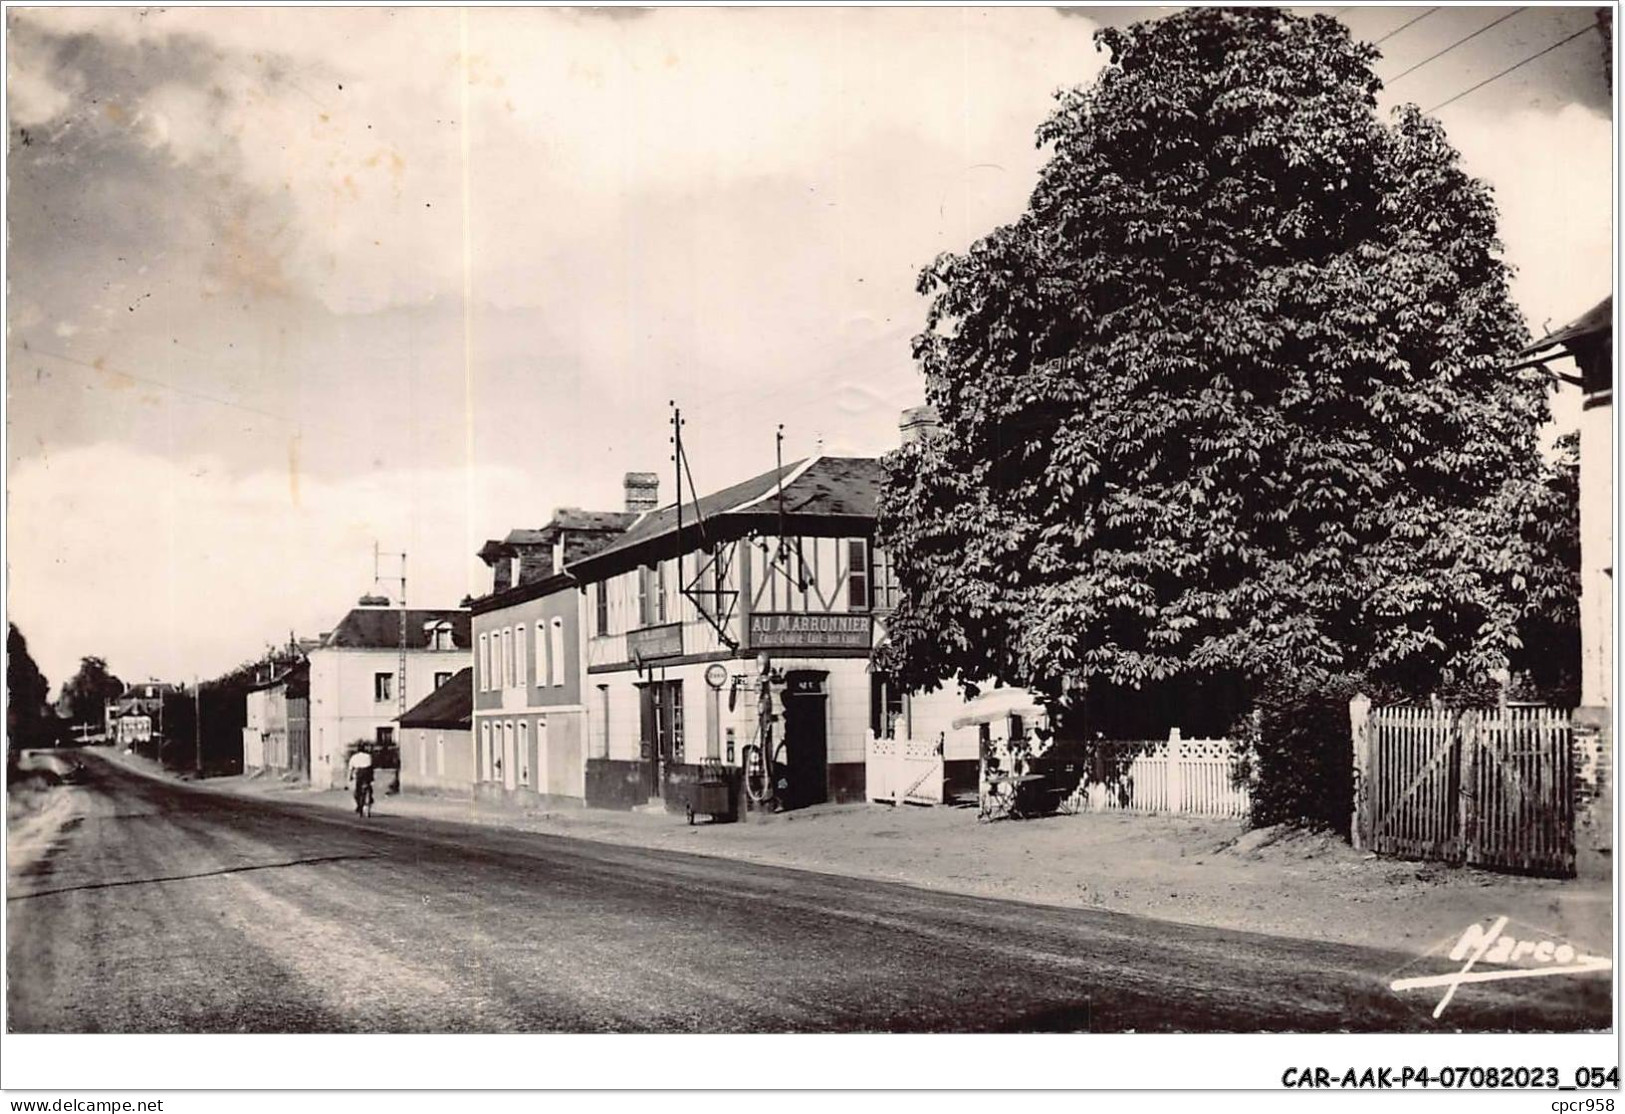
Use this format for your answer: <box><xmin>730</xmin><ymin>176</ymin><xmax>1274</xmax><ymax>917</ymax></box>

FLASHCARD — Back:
<box><xmin>1350</xmin><ymin>694</ymin><xmax>1371</xmax><ymax>850</ymax></box>
<box><xmin>1458</xmin><ymin>707</ymin><xmax>1480</xmax><ymax>865</ymax></box>
<box><xmin>1166</xmin><ymin>727</ymin><xmax>1184</xmax><ymax>814</ymax></box>
<box><xmin>1573</xmin><ymin>705</ymin><xmax>1612</xmax><ymax>879</ymax></box>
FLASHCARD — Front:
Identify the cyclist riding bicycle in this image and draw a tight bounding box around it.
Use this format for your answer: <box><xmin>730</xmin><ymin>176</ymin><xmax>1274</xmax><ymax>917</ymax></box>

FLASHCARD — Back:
<box><xmin>347</xmin><ymin>748</ymin><xmax>375</xmax><ymax>817</ymax></box>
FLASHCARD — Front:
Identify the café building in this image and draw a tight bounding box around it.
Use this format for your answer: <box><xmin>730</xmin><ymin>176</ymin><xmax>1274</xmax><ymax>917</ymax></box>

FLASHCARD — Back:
<box><xmin>566</xmin><ymin>455</ymin><xmax>901</xmax><ymax>811</ymax></box>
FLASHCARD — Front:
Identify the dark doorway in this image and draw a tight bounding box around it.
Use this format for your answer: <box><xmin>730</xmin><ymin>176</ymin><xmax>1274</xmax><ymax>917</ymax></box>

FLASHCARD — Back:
<box><xmin>779</xmin><ymin>670</ymin><xmax>828</xmax><ymax>810</ymax></box>
<box><xmin>637</xmin><ymin>680</ymin><xmax>684</xmax><ymax>798</ymax></box>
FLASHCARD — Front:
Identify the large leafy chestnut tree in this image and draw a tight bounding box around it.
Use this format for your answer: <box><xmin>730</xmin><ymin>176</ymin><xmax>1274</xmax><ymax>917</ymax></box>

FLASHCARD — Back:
<box><xmin>877</xmin><ymin>8</ymin><xmax>1576</xmax><ymax>730</ymax></box>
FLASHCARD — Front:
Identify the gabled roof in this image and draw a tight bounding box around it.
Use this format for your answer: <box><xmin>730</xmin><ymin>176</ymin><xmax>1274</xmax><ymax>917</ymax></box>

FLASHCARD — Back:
<box><xmin>470</xmin><ymin>570</ymin><xmax>577</xmax><ymax>616</ymax></box>
<box><xmin>569</xmin><ymin>456</ymin><xmax>884</xmax><ymax>578</ymax></box>
<box><xmin>117</xmin><ymin>682</ymin><xmax>183</xmax><ymax>700</ymax></box>
<box><xmin>480</xmin><ymin>510</ymin><xmax>639</xmax><ymax>561</ymax></box>
<box><xmin>1520</xmin><ymin>297</ymin><xmax>1612</xmax><ymax>358</ymax></box>
<box><xmin>399</xmin><ymin>667</ymin><xmax>473</xmax><ymax>729</ymax></box>
<box><xmin>1515</xmin><ymin>297</ymin><xmax>1613</xmax><ymax>395</ymax></box>
<box><xmin>319</xmin><ymin>608</ymin><xmax>471</xmax><ymax>651</ymax></box>
<box><xmin>247</xmin><ymin>659</ymin><xmax>309</xmax><ymax>695</ymax></box>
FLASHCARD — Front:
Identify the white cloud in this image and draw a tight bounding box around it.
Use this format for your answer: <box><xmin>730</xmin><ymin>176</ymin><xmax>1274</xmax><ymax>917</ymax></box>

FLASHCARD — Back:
<box><xmin>6</xmin><ymin>443</ymin><xmax>530</xmax><ymax>687</ymax></box>
<box><xmin>13</xmin><ymin>7</ymin><xmax>1106</xmax><ymax>318</ymax></box>
<box><xmin>1446</xmin><ymin>101</ymin><xmax>1613</xmax><ymax>336</ymax></box>
<box><xmin>6</xmin><ymin>44</ymin><xmax>77</xmax><ymax>128</ymax></box>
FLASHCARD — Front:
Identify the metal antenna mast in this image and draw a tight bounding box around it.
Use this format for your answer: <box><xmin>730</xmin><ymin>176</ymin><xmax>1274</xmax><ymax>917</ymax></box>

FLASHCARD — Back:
<box><xmin>672</xmin><ymin>401</ymin><xmax>683</xmax><ymax>575</ymax></box>
<box><xmin>669</xmin><ymin>401</ymin><xmax>739</xmax><ymax>650</ymax></box>
<box><xmin>374</xmin><ymin>542</ymin><xmax>409</xmax><ymax>721</ymax></box>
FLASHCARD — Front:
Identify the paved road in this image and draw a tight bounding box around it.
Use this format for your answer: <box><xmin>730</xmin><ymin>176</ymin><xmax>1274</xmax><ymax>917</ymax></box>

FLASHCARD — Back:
<box><xmin>6</xmin><ymin>750</ymin><xmax>1611</xmax><ymax>1033</ymax></box>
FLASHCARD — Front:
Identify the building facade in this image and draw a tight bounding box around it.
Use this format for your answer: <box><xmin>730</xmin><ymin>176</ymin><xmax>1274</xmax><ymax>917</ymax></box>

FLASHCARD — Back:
<box><xmin>398</xmin><ymin>667</ymin><xmax>474</xmax><ymax>794</ymax></box>
<box><xmin>243</xmin><ymin>661</ymin><xmax>310</xmax><ymax>779</ymax></box>
<box><xmin>306</xmin><ymin>602</ymin><xmax>471</xmax><ymax>788</ymax></box>
<box><xmin>105</xmin><ymin>682</ymin><xmax>182</xmax><ymax>748</ymax></box>
<box><xmin>1517</xmin><ymin>297</ymin><xmax>1614</xmax><ymax>875</ymax></box>
<box><xmin>468</xmin><ymin>478</ymin><xmax>650</xmax><ymax>806</ymax></box>
<box><xmin>569</xmin><ymin>455</ymin><xmax>908</xmax><ymax>811</ymax></box>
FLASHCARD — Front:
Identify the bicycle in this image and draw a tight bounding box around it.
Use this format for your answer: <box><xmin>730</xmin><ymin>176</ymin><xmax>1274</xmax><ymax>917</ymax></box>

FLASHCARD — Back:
<box><xmin>354</xmin><ymin>777</ymin><xmax>374</xmax><ymax>818</ymax></box>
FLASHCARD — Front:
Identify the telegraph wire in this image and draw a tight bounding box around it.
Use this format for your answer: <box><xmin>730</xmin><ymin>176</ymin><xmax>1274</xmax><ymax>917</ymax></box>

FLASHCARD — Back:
<box><xmin>1425</xmin><ymin>23</ymin><xmax>1598</xmax><ymax>113</ymax></box>
<box><xmin>21</xmin><ymin>343</ymin><xmax>296</xmax><ymax>425</ymax></box>
<box><xmin>1384</xmin><ymin>8</ymin><xmax>1525</xmax><ymax>85</ymax></box>
<box><xmin>1373</xmin><ymin>8</ymin><xmax>1439</xmax><ymax>47</ymax></box>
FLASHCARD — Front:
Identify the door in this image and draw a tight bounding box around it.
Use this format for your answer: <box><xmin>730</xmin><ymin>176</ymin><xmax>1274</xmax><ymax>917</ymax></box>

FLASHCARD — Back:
<box><xmin>780</xmin><ymin>691</ymin><xmax>828</xmax><ymax>810</ymax></box>
<box><xmin>289</xmin><ymin>696</ymin><xmax>310</xmax><ymax>778</ymax></box>
<box><xmin>638</xmin><ymin>681</ymin><xmax>684</xmax><ymax>798</ymax></box>
<box><xmin>638</xmin><ymin>684</ymin><xmax>660</xmax><ymax>796</ymax></box>
<box><xmin>503</xmin><ymin>721</ymin><xmax>517</xmax><ymax>791</ymax></box>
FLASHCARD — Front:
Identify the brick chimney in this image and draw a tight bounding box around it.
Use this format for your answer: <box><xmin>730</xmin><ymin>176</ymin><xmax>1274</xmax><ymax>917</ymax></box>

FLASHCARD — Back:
<box><xmin>624</xmin><ymin>472</ymin><xmax>660</xmax><ymax>513</ymax></box>
<box><xmin>899</xmin><ymin>405</ymin><xmax>942</xmax><ymax>445</ymax></box>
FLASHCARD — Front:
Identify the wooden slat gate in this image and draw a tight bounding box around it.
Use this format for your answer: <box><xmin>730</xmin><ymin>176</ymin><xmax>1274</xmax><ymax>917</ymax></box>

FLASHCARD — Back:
<box><xmin>865</xmin><ymin>733</ymin><xmax>945</xmax><ymax>805</ymax></box>
<box><xmin>1354</xmin><ymin>700</ymin><xmax>1574</xmax><ymax>876</ymax></box>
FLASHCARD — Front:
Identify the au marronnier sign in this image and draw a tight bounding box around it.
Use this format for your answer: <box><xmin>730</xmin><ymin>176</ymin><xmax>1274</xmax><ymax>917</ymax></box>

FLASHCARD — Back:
<box><xmin>746</xmin><ymin>612</ymin><xmax>872</xmax><ymax>652</ymax></box>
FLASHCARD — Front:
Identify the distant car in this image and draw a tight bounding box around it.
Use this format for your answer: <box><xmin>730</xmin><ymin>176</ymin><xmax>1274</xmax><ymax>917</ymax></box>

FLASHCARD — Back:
<box><xmin>124</xmin><ymin>746</ymin><xmax>134</xmax><ymax>755</ymax></box>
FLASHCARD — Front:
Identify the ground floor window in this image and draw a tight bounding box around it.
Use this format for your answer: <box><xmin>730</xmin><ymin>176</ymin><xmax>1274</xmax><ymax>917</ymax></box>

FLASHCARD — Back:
<box><xmin>638</xmin><ymin>680</ymin><xmax>685</xmax><ymax>766</ymax></box>
<box><xmin>870</xmin><ymin>674</ymin><xmax>905</xmax><ymax>740</ymax></box>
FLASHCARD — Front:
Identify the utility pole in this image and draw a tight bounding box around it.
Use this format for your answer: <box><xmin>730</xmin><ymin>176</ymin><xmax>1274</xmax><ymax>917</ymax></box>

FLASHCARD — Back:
<box><xmin>672</xmin><ymin>401</ymin><xmax>683</xmax><ymax>583</ymax></box>
<box><xmin>194</xmin><ymin>676</ymin><xmax>202</xmax><ymax>776</ymax></box>
<box><xmin>374</xmin><ymin>542</ymin><xmax>409</xmax><ymax>745</ymax></box>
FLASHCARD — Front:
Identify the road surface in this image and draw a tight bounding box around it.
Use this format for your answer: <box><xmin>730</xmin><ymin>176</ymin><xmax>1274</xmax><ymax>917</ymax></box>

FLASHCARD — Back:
<box><xmin>6</xmin><ymin>750</ymin><xmax>1611</xmax><ymax>1032</ymax></box>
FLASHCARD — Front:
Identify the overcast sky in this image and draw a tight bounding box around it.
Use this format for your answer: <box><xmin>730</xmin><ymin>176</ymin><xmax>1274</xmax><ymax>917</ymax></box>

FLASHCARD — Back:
<box><xmin>6</xmin><ymin>5</ymin><xmax>1613</xmax><ymax>692</ymax></box>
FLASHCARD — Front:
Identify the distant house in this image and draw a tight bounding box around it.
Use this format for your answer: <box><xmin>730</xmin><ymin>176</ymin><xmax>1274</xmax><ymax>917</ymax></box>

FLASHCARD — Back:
<box><xmin>398</xmin><ymin>667</ymin><xmax>473</xmax><ymax>794</ymax></box>
<box><xmin>105</xmin><ymin>682</ymin><xmax>183</xmax><ymax>748</ymax></box>
<box><xmin>469</xmin><ymin>474</ymin><xmax>652</xmax><ymax>806</ymax></box>
<box><xmin>243</xmin><ymin>660</ymin><xmax>310</xmax><ymax>779</ymax></box>
<box><xmin>306</xmin><ymin>600</ymin><xmax>471</xmax><ymax>788</ymax></box>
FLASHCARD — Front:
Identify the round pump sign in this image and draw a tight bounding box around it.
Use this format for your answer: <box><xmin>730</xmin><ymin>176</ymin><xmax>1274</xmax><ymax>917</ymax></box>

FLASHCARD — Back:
<box><xmin>704</xmin><ymin>663</ymin><xmax>729</xmax><ymax>689</ymax></box>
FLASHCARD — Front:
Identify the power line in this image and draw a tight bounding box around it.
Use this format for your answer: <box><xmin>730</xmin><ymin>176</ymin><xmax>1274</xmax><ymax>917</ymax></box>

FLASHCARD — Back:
<box><xmin>21</xmin><ymin>344</ymin><xmax>296</xmax><ymax>425</ymax></box>
<box><xmin>1426</xmin><ymin>23</ymin><xmax>1598</xmax><ymax>113</ymax></box>
<box><xmin>1373</xmin><ymin>8</ymin><xmax>1439</xmax><ymax>46</ymax></box>
<box><xmin>1384</xmin><ymin>8</ymin><xmax>1525</xmax><ymax>85</ymax></box>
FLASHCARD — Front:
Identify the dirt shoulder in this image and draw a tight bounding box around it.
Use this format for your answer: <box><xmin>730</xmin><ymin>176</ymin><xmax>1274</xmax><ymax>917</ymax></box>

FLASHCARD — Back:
<box><xmin>104</xmin><ymin>748</ymin><xmax>1613</xmax><ymax>960</ymax></box>
<box><xmin>6</xmin><ymin>750</ymin><xmax>87</xmax><ymax>880</ymax></box>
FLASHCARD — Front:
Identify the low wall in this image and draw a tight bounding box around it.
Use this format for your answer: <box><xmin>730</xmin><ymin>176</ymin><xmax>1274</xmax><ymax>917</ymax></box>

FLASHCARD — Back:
<box><xmin>828</xmin><ymin>761</ymin><xmax>865</xmax><ymax>804</ymax></box>
<box><xmin>585</xmin><ymin>759</ymin><xmax>648</xmax><ymax>811</ymax></box>
<box><xmin>660</xmin><ymin>763</ymin><xmax>743</xmax><ymax>821</ymax></box>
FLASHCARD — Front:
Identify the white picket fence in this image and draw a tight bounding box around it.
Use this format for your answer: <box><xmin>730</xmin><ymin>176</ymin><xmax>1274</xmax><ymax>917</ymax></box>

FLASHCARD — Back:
<box><xmin>865</xmin><ymin>733</ymin><xmax>945</xmax><ymax>806</ymax></box>
<box><xmin>1071</xmin><ymin>730</ymin><xmax>1250</xmax><ymax>819</ymax></box>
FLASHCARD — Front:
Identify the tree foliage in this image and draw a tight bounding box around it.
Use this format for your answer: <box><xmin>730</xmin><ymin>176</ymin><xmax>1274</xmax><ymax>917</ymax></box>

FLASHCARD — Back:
<box><xmin>877</xmin><ymin>7</ymin><xmax>1576</xmax><ymax>717</ymax></box>
<box><xmin>58</xmin><ymin>655</ymin><xmax>125</xmax><ymax>727</ymax></box>
<box><xmin>7</xmin><ymin>624</ymin><xmax>56</xmax><ymax>750</ymax></box>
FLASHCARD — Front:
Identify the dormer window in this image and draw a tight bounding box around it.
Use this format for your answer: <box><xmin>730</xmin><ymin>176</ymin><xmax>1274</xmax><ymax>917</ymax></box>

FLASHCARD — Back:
<box><xmin>428</xmin><ymin>621</ymin><xmax>455</xmax><ymax>652</ymax></box>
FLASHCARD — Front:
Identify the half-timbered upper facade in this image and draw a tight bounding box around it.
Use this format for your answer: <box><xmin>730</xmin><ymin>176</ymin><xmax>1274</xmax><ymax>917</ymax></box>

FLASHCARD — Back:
<box><xmin>567</xmin><ymin>456</ymin><xmax>900</xmax><ymax>810</ymax></box>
